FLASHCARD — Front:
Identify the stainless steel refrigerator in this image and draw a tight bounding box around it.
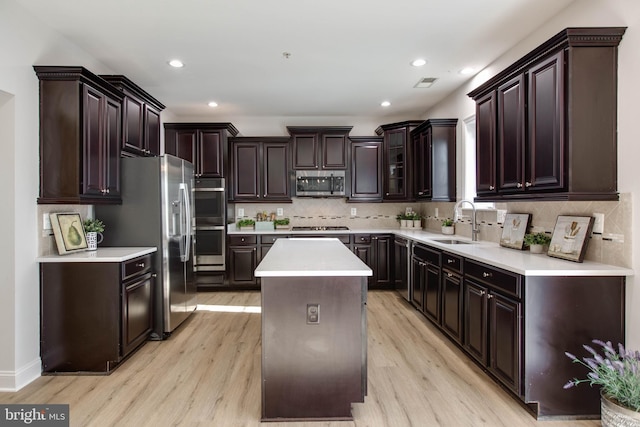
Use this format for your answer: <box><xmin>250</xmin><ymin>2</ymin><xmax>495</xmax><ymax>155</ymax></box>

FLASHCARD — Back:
<box><xmin>97</xmin><ymin>154</ymin><xmax>196</xmax><ymax>339</ymax></box>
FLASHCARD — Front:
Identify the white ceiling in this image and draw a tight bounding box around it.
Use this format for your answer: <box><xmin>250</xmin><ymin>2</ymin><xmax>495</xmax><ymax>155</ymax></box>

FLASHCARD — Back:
<box><xmin>16</xmin><ymin>0</ymin><xmax>574</xmax><ymax>120</ymax></box>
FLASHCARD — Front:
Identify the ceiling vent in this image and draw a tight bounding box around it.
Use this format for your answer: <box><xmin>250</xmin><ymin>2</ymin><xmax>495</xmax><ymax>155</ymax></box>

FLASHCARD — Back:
<box><xmin>414</xmin><ymin>77</ymin><xmax>437</xmax><ymax>88</ymax></box>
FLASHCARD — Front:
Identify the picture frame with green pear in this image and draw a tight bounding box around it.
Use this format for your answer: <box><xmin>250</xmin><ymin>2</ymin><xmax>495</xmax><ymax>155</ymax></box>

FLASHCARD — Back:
<box><xmin>50</xmin><ymin>212</ymin><xmax>88</xmax><ymax>255</ymax></box>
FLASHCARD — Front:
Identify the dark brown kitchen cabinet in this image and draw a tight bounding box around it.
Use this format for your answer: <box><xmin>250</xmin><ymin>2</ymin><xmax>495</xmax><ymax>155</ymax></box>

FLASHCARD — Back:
<box><xmin>34</xmin><ymin>66</ymin><xmax>124</xmax><ymax>204</ymax></box>
<box><xmin>288</xmin><ymin>126</ymin><xmax>352</xmax><ymax>170</ymax></box>
<box><xmin>468</xmin><ymin>27</ymin><xmax>626</xmax><ymax>201</ymax></box>
<box><xmin>411</xmin><ymin>119</ymin><xmax>457</xmax><ymax>201</ymax></box>
<box><xmin>352</xmin><ymin>234</ymin><xmax>372</xmax><ymax>285</ymax></box>
<box><xmin>411</xmin><ymin>244</ymin><xmax>441</xmax><ymax>315</ymax></box>
<box><xmin>463</xmin><ymin>260</ymin><xmax>522</xmax><ymax>395</ymax></box>
<box><xmin>441</xmin><ymin>252</ymin><xmax>463</xmax><ymax>344</ymax></box>
<box><xmin>227</xmin><ymin>235</ymin><xmax>259</xmax><ymax>287</ymax></box>
<box><xmin>229</xmin><ymin>137</ymin><xmax>290</xmax><ymax>202</ymax></box>
<box><xmin>100</xmin><ymin>75</ymin><xmax>165</xmax><ymax>157</ymax></box>
<box><xmin>376</xmin><ymin>121</ymin><xmax>423</xmax><ymax>201</ymax></box>
<box><xmin>349</xmin><ymin>137</ymin><xmax>383</xmax><ymax>202</ymax></box>
<box><xmin>40</xmin><ymin>253</ymin><xmax>154</xmax><ymax>373</ymax></box>
<box><xmin>393</xmin><ymin>237</ymin><xmax>410</xmax><ymax>299</ymax></box>
<box><xmin>165</xmin><ymin>123</ymin><xmax>239</xmax><ymax>178</ymax></box>
<box><xmin>352</xmin><ymin>234</ymin><xmax>392</xmax><ymax>289</ymax></box>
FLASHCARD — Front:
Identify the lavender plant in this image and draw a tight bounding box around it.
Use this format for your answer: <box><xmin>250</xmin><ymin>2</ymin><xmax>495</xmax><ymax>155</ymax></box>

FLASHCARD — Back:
<box><xmin>564</xmin><ymin>339</ymin><xmax>640</xmax><ymax>412</ymax></box>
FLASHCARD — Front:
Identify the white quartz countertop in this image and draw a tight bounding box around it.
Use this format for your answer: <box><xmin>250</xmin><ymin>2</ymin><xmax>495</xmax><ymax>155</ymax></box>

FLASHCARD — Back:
<box><xmin>230</xmin><ymin>225</ymin><xmax>632</xmax><ymax>277</ymax></box>
<box><xmin>255</xmin><ymin>238</ymin><xmax>373</xmax><ymax>277</ymax></box>
<box><xmin>37</xmin><ymin>247</ymin><xmax>157</xmax><ymax>263</ymax></box>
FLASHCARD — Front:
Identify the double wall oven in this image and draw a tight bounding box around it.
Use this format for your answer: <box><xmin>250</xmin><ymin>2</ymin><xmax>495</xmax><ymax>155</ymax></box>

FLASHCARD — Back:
<box><xmin>193</xmin><ymin>178</ymin><xmax>226</xmax><ymax>272</ymax></box>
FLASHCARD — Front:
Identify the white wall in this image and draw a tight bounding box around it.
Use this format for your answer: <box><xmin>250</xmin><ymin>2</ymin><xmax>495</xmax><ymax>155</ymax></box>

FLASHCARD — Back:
<box><xmin>0</xmin><ymin>0</ymin><xmax>117</xmax><ymax>390</ymax></box>
<box><xmin>424</xmin><ymin>0</ymin><xmax>640</xmax><ymax>348</ymax></box>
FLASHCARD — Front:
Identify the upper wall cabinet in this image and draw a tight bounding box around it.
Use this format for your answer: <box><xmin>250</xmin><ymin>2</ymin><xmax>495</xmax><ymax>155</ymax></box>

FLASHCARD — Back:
<box><xmin>100</xmin><ymin>75</ymin><xmax>165</xmax><ymax>157</ymax></box>
<box><xmin>468</xmin><ymin>27</ymin><xmax>626</xmax><ymax>201</ymax></box>
<box><xmin>349</xmin><ymin>136</ymin><xmax>383</xmax><ymax>202</ymax></box>
<box><xmin>288</xmin><ymin>126</ymin><xmax>352</xmax><ymax>170</ymax></box>
<box><xmin>164</xmin><ymin>123</ymin><xmax>239</xmax><ymax>178</ymax></box>
<box><xmin>375</xmin><ymin>121</ymin><xmax>423</xmax><ymax>201</ymax></box>
<box><xmin>411</xmin><ymin>119</ymin><xmax>458</xmax><ymax>201</ymax></box>
<box><xmin>34</xmin><ymin>66</ymin><xmax>124</xmax><ymax>204</ymax></box>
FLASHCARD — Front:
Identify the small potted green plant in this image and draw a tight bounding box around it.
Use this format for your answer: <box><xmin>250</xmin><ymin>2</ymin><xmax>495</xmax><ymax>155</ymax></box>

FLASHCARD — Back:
<box><xmin>237</xmin><ymin>219</ymin><xmax>256</xmax><ymax>231</ymax></box>
<box><xmin>523</xmin><ymin>232</ymin><xmax>551</xmax><ymax>254</ymax></box>
<box><xmin>407</xmin><ymin>212</ymin><xmax>422</xmax><ymax>228</ymax></box>
<box><xmin>274</xmin><ymin>218</ymin><xmax>290</xmax><ymax>230</ymax></box>
<box><xmin>83</xmin><ymin>218</ymin><xmax>105</xmax><ymax>251</ymax></box>
<box><xmin>441</xmin><ymin>218</ymin><xmax>454</xmax><ymax>235</ymax></box>
<box><xmin>396</xmin><ymin>213</ymin><xmax>409</xmax><ymax>228</ymax></box>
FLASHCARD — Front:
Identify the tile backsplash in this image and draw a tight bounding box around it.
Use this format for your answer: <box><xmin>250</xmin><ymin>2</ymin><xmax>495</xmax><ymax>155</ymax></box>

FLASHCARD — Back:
<box><xmin>234</xmin><ymin>193</ymin><xmax>632</xmax><ymax>268</ymax></box>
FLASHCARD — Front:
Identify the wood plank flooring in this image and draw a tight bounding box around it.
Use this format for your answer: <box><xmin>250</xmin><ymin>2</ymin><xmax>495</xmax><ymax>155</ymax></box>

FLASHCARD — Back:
<box><xmin>0</xmin><ymin>291</ymin><xmax>600</xmax><ymax>427</ymax></box>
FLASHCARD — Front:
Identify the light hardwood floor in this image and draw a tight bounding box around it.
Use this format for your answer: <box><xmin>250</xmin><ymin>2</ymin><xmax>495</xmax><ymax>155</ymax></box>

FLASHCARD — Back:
<box><xmin>1</xmin><ymin>291</ymin><xmax>599</xmax><ymax>427</ymax></box>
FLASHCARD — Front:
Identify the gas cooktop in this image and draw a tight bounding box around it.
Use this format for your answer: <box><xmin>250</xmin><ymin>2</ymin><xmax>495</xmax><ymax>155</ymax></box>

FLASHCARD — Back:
<box><xmin>291</xmin><ymin>226</ymin><xmax>350</xmax><ymax>231</ymax></box>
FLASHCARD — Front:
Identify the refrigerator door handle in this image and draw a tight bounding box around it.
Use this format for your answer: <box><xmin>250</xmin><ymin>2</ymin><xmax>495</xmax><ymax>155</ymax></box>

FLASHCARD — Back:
<box><xmin>179</xmin><ymin>183</ymin><xmax>192</xmax><ymax>262</ymax></box>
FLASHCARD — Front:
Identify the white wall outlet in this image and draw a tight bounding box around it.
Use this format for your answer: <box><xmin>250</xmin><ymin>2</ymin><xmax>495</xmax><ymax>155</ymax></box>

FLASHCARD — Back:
<box><xmin>43</xmin><ymin>213</ymin><xmax>52</xmax><ymax>230</ymax></box>
<box><xmin>593</xmin><ymin>213</ymin><xmax>605</xmax><ymax>234</ymax></box>
<box><xmin>276</xmin><ymin>208</ymin><xmax>284</xmax><ymax>216</ymax></box>
<box><xmin>350</xmin><ymin>208</ymin><xmax>357</xmax><ymax>216</ymax></box>
<box><xmin>237</xmin><ymin>208</ymin><xmax>245</xmax><ymax>218</ymax></box>
<box><xmin>496</xmin><ymin>209</ymin><xmax>507</xmax><ymax>224</ymax></box>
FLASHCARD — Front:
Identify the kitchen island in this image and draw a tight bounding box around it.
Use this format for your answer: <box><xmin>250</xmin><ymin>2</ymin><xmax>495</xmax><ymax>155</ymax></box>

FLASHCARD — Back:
<box><xmin>255</xmin><ymin>238</ymin><xmax>372</xmax><ymax>421</ymax></box>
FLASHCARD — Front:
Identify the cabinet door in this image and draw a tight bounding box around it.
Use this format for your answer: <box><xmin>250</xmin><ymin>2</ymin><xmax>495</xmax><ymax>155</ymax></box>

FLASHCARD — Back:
<box><xmin>228</xmin><ymin>246</ymin><xmax>258</xmax><ymax>284</ymax></box>
<box><xmin>263</xmin><ymin>142</ymin><xmax>290</xmax><ymax>200</ymax></box>
<box><xmin>383</xmin><ymin>128</ymin><xmax>409</xmax><ymax>200</ymax></box>
<box><xmin>122</xmin><ymin>273</ymin><xmax>153</xmax><ymax>357</ymax></box>
<box><xmin>198</xmin><ymin>130</ymin><xmax>223</xmax><ymax>177</ymax></box>
<box><xmin>393</xmin><ymin>238</ymin><xmax>409</xmax><ymax>291</ymax></box>
<box><xmin>322</xmin><ymin>134</ymin><xmax>347</xmax><ymax>169</ymax></box>
<box><xmin>353</xmin><ymin>243</ymin><xmax>373</xmax><ymax>286</ymax></box>
<box><xmin>463</xmin><ymin>279</ymin><xmax>488</xmax><ymax>365</ymax></box>
<box><xmin>123</xmin><ymin>96</ymin><xmax>144</xmax><ymax>154</ymax></box>
<box><xmin>489</xmin><ymin>292</ymin><xmax>521</xmax><ymax>393</ymax></box>
<box><xmin>350</xmin><ymin>141</ymin><xmax>382</xmax><ymax>201</ymax></box>
<box><xmin>83</xmin><ymin>85</ymin><xmax>105</xmax><ymax>197</ymax></box>
<box><xmin>173</xmin><ymin>130</ymin><xmax>197</xmax><ymax>164</ymax></box>
<box><xmin>232</xmin><ymin>142</ymin><xmax>260</xmax><ymax>200</ymax></box>
<box><xmin>497</xmin><ymin>74</ymin><xmax>526</xmax><ymax>193</ymax></box>
<box><xmin>527</xmin><ymin>51</ymin><xmax>565</xmax><ymax>192</ymax></box>
<box><xmin>104</xmin><ymin>97</ymin><xmax>122</xmax><ymax>198</ymax></box>
<box><xmin>413</xmin><ymin>129</ymin><xmax>432</xmax><ymax>198</ymax></box>
<box><xmin>372</xmin><ymin>235</ymin><xmax>392</xmax><ymax>288</ymax></box>
<box><xmin>442</xmin><ymin>270</ymin><xmax>462</xmax><ymax>343</ymax></box>
<box><xmin>410</xmin><ymin>255</ymin><xmax>424</xmax><ymax>311</ymax></box>
<box><xmin>292</xmin><ymin>134</ymin><xmax>318</xmax><ymax>169</ymax></box>
<box><xmin>144</xmin><ymin>105</ymin><xmax>161</xmax><ymax>156</ymax></box>
<box><xmin>475</xmin><ymin>92</ymin><xmax>497</xmax><ymax>196</ymax></box>
<box><xmin>423</xmin><ymin>263</ymin><xmax>441</xmax><ymax>323</ymax></box>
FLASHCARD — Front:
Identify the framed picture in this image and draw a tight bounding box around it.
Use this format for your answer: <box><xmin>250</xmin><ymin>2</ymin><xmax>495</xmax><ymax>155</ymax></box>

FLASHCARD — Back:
<box><xmin>499</xmin><ymin>213</ymin><xmax>531</xmax><ymax>250</ymax></box>
<box><xmin>50</xmin><ymin>213</ymin><xmax>88</xmax><ymax>255</ymax></box>
<box><xmin>548</xmin><ymin>215</ymin><xmax>595</xmax><ymax>262</ymax></box>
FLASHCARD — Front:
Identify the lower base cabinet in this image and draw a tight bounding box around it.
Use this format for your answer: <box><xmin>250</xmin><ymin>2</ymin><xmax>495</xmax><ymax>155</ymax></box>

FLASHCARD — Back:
<box><xmin>40</xmin><ymin>254</ymin><xmax>154</xmax><ymax>373</ymax></box>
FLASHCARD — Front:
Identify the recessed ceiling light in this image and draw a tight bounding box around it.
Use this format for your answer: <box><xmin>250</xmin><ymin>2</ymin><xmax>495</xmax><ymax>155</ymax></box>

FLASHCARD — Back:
<box><xmin>411</xmin><ymin>59</ymin><xmax>427</xmax><ymax>67</ymax></box>
<box><xmin>168</xmin><ymin>59</ymin><xmax>184</xmax><ymax>68</ymax></box>
<box><xmin>208</xmin><ymin>101</ymin><xmax>218</xmax><ymax>108</ymax></box>
<box><xmin>381</xmin><ymin>101</ymin><xmax>391</xmax><ymax>107</ymax></box>
<box><xmin>459</xmin><ymin>67</ymin><xmax>475</xmax><ymax>75</ymax></box>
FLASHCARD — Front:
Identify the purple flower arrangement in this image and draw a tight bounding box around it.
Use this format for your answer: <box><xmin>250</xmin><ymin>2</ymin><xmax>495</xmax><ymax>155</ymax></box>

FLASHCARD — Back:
<box><xmin>564</xmin><ymin>339</ymin><xmax>640</xmax><ymax>412</ymax></box>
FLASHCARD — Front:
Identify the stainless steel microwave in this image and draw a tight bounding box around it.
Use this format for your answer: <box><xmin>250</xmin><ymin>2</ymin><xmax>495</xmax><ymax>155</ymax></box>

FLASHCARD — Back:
<box><xmin>295</xmin><ymin>170</ymin><xmax>346</xmax><ymax>197</ymax></box>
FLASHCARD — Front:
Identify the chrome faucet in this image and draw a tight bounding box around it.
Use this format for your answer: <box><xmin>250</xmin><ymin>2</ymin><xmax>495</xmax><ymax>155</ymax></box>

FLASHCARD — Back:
<box><xmin>453</xmin><ymin>200</ymin><xmax>479</xmax><ymax>241</ymax></box>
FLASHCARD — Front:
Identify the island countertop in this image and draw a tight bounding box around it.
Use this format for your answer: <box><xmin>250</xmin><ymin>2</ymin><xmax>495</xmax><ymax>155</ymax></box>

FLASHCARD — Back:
<box><xmin>255</xmin><ymin>238</ymin><xmax>373</xmax><ymax>277</ymax></box>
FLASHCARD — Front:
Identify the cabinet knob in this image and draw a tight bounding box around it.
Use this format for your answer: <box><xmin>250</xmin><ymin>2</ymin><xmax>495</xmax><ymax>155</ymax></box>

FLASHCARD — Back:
<box><xmin>253</xmin><ymin>248</ymin><xmax>257</xmax><ymax>251</ymax></box>
<box><xmin>447</xmin><ymin>272</ymin><xmax>453</xmax><ymax>278</ymax></box>
<box><xmin>241</xmin><ymin>238</ymin><xmax>245</xmax><ymax>242</ymax></box>
<box><xmin>152</xmin><ymin>273</ymin><xmax>157</xmax><ymax>278</ymax></box>
<box><xmin>483</xmin><ymin>272</ymin><xmax>493</xmax><ymax>278</ymax></box>
<box><xmin>480</xmin><ymin>290</ymin><xmax>486</xmax><ymax>296</ymax></box>
<box><xmin>489</xmin><ymin>185</ymin><xmax>495</xmax><ymax>190</ymax></box>
<box><xmin>447</xmin><ymin>259</ymin><xmax>454</xmax><ymax>264</ymax></box>
<box><xmin>487</xmin><ymin>294</ymin><xmax>494</xmax><ymax>299</ymax></box>
<box><xmin>136</xmin><ymin>262</ymin><xmax>145</xmax><ymax>268</ymax></box>
<box><xmin>516</xmin><ymin>183</ymin><xmax>523</xmax><ymax>188</ymax></box>
<box><xmin>525</xmin><ymin>181</ymin><xmax>532</xmax><ymax>187</ymax></box>
<box><xmin>418</xmin><ymin>191</ymin><xmax>423</xmax><ymax>195</ymax></box>
<box><xmin>385</xmin><ymin>192</ymin><xmax>390</xmax><ymax>196</ymax></box>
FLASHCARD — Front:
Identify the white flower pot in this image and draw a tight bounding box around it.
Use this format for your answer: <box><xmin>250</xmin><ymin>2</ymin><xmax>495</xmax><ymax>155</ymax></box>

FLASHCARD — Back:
<box><xmin>441</xmin><ymin>226</ymin><xmax>454</xmax><ymax>235</ymax></box>
<box><xmin>529</xmin><ymin>244</ymin><xmax>544</xmax><ymax>254</ymax></box>
<box><xmin>400</xmin><ymin>219</ymin><xmax>409</xmax><ymax>228</ymax></box>
<box><xmin>413</xmin><ymin>219</ymin><xmax>422</xmax><ymax>228</ymax></box>
<box><xmin>601</xmin><ymin>394</ymin><xmax>640</xmax><ymax>427</ymax></box>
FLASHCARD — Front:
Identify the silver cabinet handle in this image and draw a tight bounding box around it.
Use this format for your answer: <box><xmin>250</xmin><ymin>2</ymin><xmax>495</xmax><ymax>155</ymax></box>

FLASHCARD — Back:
<box><xmin>447</xmin><ymin>259</ymin><xmax>454</xmax><ymax>264</ymax></box>
<box><xmin>136</xmin><ymin>262</ymin><xmax>145</xmax><ymax>268</ymax></box>
<box><xmin>489</xmin><ymin>185</ymin><xmax>495</xmax><ymax>190</ymax></box>
<box><xmin>483</xmin><ymin>272</ymin><xmax>493</xmax><ymax>278</ymax></box>
<box><xmin>525</xmin><ymin>181</ymin><xmax>532</xmax><ymax>187</ymax></box>
<box><xmin>516</xmin><ymin>183</ymin><xmax>523</xmax><ymax>188</ymax></box>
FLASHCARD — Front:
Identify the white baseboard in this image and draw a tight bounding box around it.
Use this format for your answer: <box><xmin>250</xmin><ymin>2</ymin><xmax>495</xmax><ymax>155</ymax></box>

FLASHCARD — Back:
<box><xmin>0</xmin><ymin>358</ymin><xmax>41</xmax><ymax>392</ymax></box>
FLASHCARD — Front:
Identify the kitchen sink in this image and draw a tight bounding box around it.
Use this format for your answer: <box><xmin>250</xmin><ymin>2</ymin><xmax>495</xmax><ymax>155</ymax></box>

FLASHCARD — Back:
<box><xmin>430</xmin><ymin>239</ymin><xmax>473</xmax><ymax>245</ymax></box>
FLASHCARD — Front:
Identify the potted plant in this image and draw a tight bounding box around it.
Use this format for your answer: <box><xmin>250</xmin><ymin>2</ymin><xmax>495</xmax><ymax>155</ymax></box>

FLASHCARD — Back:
<box><xmin>274</xmin><ymin>218</ymin><xmax>290</xmax><ymax>230</ymax></box>
<box><xmin>396</xmin><ymin>213</ymin><xmax>410</xmax><ymax>228</ymax></box>
<box><xmin>407</xmin><ymin>212</ymin><xmax>422</xmax><ymax>228</ymax></box>
<box><xmin>564</xmin><ymin>340</ymin><xmax>640</xmax><ymax>426</ymax></box>
<box><xmin>441</xmin><ymin>218</ymin><xmax>454</xmax><ymax>235</ymax></box>
<box><xmin>83</xmin><ymin>218</ymin><xmax>105</xmax><ymax>251</ymax></box>
<box><xmin>523</xmin><ymin>232</ymin><xmax>551</xmax><ymax>254</ymax></box>
<box><xmin>237</xmin><ymin>219</ymin><xmax>256</xmax><ymax>231</ymax></box>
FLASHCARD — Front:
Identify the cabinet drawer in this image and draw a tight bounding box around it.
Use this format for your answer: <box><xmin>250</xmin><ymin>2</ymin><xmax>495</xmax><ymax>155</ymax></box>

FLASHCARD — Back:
<box><xmin>442</xmin><ymin>252</ymin><xmax>463</xmax><ymax>274</ymax></box>
<box><xmin>122</xmin><ymin>254</ymin><xmax>152</xmax><ymax>282</ymax></box>
<box><xmin>261</xmin><ymin>235</ymin><xmax>286</xmax><ymax>245</ymax></box>
<box><xmin>414</xmin><ymin>244</ymin><xmax>441</xmax><ymax>266</ymax></box>
<box><xmin>353</xmin><ymin>234</ymin><xmax>371</xmax><ymax>244</ymax></box>
<box><xmin>465</xmin><ymin>259</ymin><xmax>521</xmax><ymax>298</ymax></box>
<box><xmin>229</xmin><ymin>235</ymin><xmax>257</xmax><ymax>246</ymax></box>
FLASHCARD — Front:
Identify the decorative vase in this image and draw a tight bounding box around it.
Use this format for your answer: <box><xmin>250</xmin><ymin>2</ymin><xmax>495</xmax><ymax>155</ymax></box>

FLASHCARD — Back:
<box><xmin>413</xmin><ymin>219</ymin><xmax>422</xmax><ymax>229</ymax></box>
<box><xmin>86</xmin><ymin>231</ymin><xmax>103</xmax><ymax>251</ymax></box>
<box><xmin>601</xmin><ymin>394</ymin><xmax>640</xmax><ymax>427</ymax></box>
<box><xmin>529</xmin><ymin>244</ymin><xmax>544</xmax><ymax>254</ymax></box>
<box><xmin>442</xmin><ymin>226</ymin><xmax>454</xmax><ymax>235</ymax></box>
<box><xmin>401</xmin><ymin>219</ymin><xmax>409</xmax><ymax>228</ymax></box>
